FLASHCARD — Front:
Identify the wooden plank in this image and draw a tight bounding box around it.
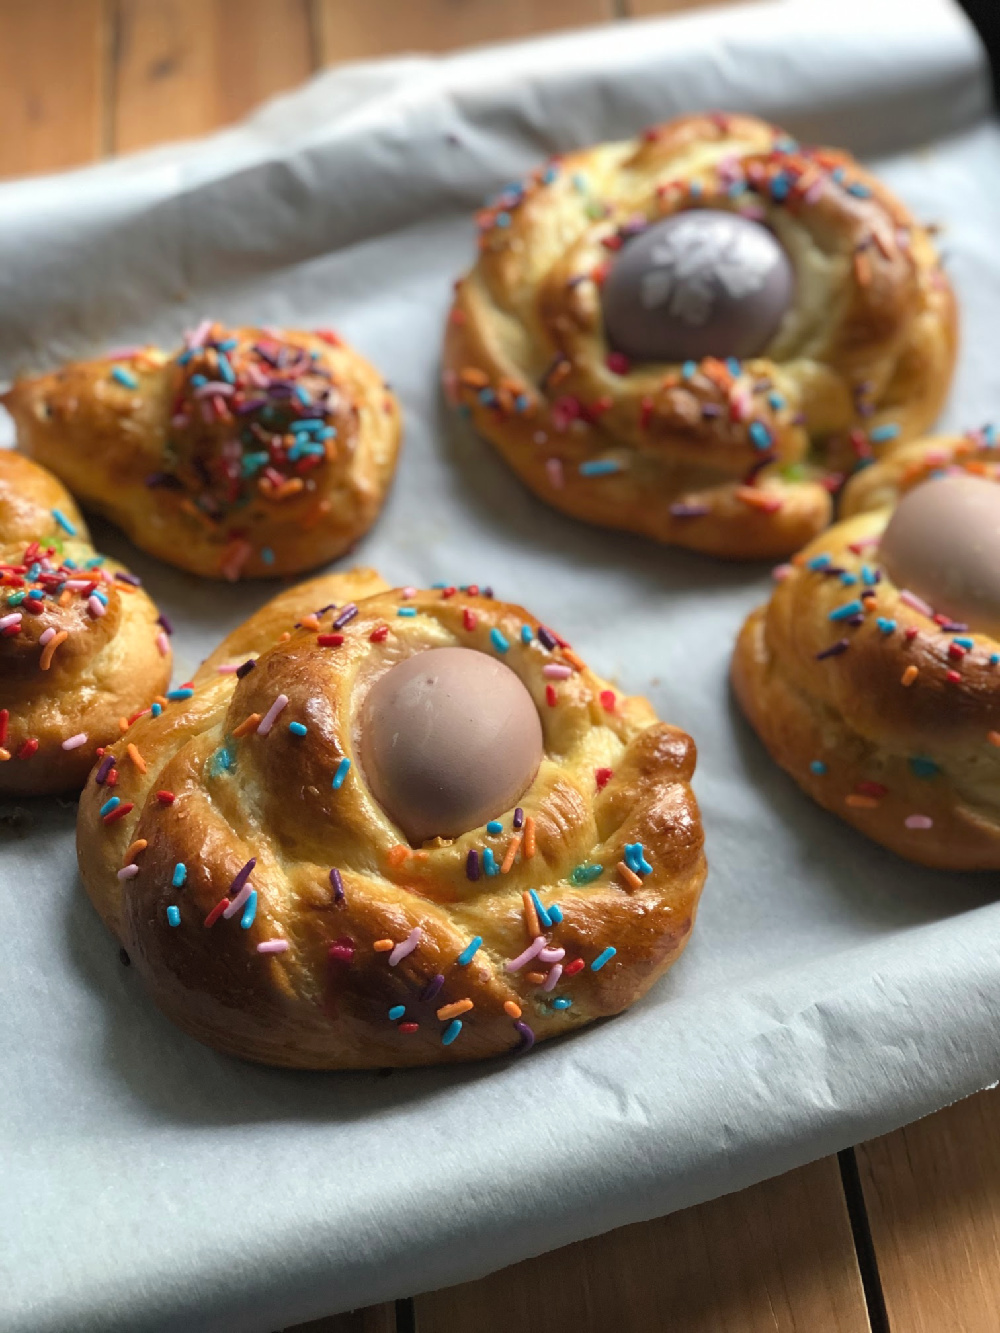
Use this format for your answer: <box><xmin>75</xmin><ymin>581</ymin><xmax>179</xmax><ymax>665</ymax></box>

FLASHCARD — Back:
<box><xmin>281</xmin><ymin>1304</ymin><xmax>396</xmax><ymax>1332</ymax></box>
<box><xmin>858</xmin><ymin>1089</ymin><xmax>1000</xmax><ymax>1333</ymax></box>
<box><xmin>111</xmin><ymin>0</ymin><xmax>315</xmax><ymax>154</ymax></box>
<box><xmin>315</xmin><ymin>0</ymin><xmax>614</xmax><ymax>64</ymax></box>
<box><xmin>0</xmin><ymin>0</ymin><xmax>107</xmax><ymax>179</ymax></box>
<box><xmin>415</xmin><ymin>1157</ymin><xmax>871</xmax><ymax>1333</ymax></box>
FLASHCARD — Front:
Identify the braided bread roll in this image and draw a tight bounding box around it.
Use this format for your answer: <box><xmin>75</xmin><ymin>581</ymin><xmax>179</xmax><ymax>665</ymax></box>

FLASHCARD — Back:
<box><xmin>0</xmin><ymin>451</ymin><xmax>171</xmax><ymax>795</ymax></box>
<box><xmin>445</xmin><ymin>112</ymin><xmax>956</xmax><ymax>560</ymax></box>
<box><xmin>2</xmin><ymin>321</ymin><xmax>401</xmax><ymax>581</ymax></box>
<box><xmin>732</xmin><ymin>432</ymin><xmax>1000</xmax><ymax>867</ymax></box>
<box><xmin>77</xmin><ymin>570</ymin><xmax>705</xmax><ymax>1067</ymax></box>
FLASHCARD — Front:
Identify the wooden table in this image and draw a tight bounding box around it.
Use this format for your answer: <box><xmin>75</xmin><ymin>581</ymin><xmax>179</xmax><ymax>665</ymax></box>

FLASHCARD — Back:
<box><xmin>2</xmin><ymin>3</ymin><xmax>998</xmax><ymax>1329</ymax></box>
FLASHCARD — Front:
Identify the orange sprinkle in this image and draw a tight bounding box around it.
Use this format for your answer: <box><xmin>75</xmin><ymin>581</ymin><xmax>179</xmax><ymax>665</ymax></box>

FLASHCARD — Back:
<box><xmin>736</xmin><ymin>486</ymin><xmax>782</xmax><ymax>513</ymax></box>
<box><xmin>154</xmin><ymin>695</ymin><xmax>168</xmax><ymax>707</ymax></box>
<box><xmin>853</xmin><ymin>250</ymin><xmax>872</xmax><ymax>287</ymax></box>
<box><xmin>618</xmin><ymin>861</ymin><xmax>644</xmax><ymax>892</ymax></box>
<box><xmin>124</xmin><ymin>839</ymin><xmax>148</xmax><ymax>863</ymax></box>
<box><xmin>459</xmin><ymin>366</ymin><xmax>489</xmax><ymax>388</ymax></box>
<box><xmin>300</xmin><ymin>615</ymin><xmax>320</xmax><ymax>631</ymax></box>
<box><xmin>901</xmin><ymin>665</ymin><xmax>919</xmax><ymax>687</ymax></box>
<box><xmin>58</xmin><ymin>589</ymin><xmax>72</xmax><ymax>607</ymax></box>
<box><xmin>501</xmin><ymin>833</ymin><xmax>522</xmax><ymax>873</ymax></box>
<box><xmin>118</xmin><ymin>717</ymin><xmax>129</xmax><ymax>732</ymax></box>
<box><xmin>504</xmin><ymin>1001</ymin><xmax>523</xmax><ymax>1020</ymax></box>
<box><xmin>561</xmin><ymin>649</ymin><xmax>586</xmax><ymax>672</ymax></box>
<box><xmin>846</xmin><ymin>794</ymin><xmax>880</xmax><ymax>809</ymax></box>
<box><xmin>988</xmin><ymin>731</ymin><xmax>1000</xmax><ymax>748</ymax></box>
<box><xmin>437</xmin><ymin>998</ymin><xmax>474</xmax><ymax>1021</ymax></box>
<box><xmin>39</xmin><ymin>629</ymin><xmax>68</xmax><ymax>671</ymax></box>
<box><xmin>279</xmin><ymin>631</ymin><xmax>291</xmax><ymax>642</ymax></box>
<box><xmin>233</xmin><ymin>712</ymin><xmax>262</xmax><ymax>738</ymax></box>
<box><xmin>126</xmin><ymin>743</ymin><xmax>147</xmax><ymax>774</ymax></box>
<box><xmin>0</xmin><ymin>748</ymin><xmax>10</xmax><ymax>762</ymax></box>
<box><xmin>373</xmin><ymin>939</ymin><xmax>394</xmax><ymax>952</ymax></box>
<box><xmin>387</xmin><ymin>844</ymin><xmax>409</xmax><ymax>868</ymax></box>
<box><xmin>523</xmin><ymin>815</ymin><xmax>536</xmax><ymax>859</ymax></box>
<box><xmin>523</xmin><ymin>890</ymin><xmax>540</xmax><ymax>938</ymax></box>
<box><xmin>526</xmin><ymin>971</ymin><xmax>546</xmax><ymax>985</ymax></box>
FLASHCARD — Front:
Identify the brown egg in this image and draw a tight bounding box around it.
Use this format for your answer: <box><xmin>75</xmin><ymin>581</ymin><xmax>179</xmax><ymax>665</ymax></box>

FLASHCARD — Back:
<box><xmin>359</xmin><ymin>646</ymin><xmax>543</xmax><ymax>843</ymax></box>
<box><xmin>879</xmin><ymin>474</ymin><xmax>1000</xmax><ymax>635</ymax></box>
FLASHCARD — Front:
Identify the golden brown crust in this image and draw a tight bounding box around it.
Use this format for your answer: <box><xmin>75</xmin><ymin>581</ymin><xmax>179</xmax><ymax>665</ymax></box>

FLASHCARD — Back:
<box><xmin>76</xmin><ymin>571</ymin><xmax>706</xmax><ymax>1067</ymax></box>
<box><xmin>2</xmin><ymin>323</ymin><xmax>402</xmax><ymax>581</ymax></box>
<box><xmin>444</xmin><ymin>112</ymin><xmax>957</xmax><ymax>561</ymax></box>
<box><xmin>0</xmin><ymin>451</ymin><xmax>171</xmax><ymax>795</ymax></box>
<box><xmin>731</xmin><ymin>504</ymin><xmax>1000</xmax><ymax>868</ymax></box>
<box><xmin>840</xmin><ymin>429</ymin><xmax>999</xmax><ymax>519</ymax></box>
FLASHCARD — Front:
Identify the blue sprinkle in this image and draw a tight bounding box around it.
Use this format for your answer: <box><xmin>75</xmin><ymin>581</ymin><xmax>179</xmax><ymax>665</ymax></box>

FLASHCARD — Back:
<box><xmin>810</xmin><ymin>760</ymin><xmax>828</xmax><ymax>775</ymax></box>
<box><xmin>624</xmin><ymin>842</ymin><xmax>653</xmax><ymax>876</ymax></box>
<box><xmin>294</xmin><ymin>385</ymin><xmax>311</xmax><ymax>405</ymax></box>
<box><xmin>457</xmin><ymin>936</ymin><xmax>483</xmax><ymax>965</ymax></box>
<box><xmin>862</xmin><ymin>565</ymin><xmax>878</xmax><ymax>586</ymax></box>
<box><xmin>240</xmin><ymin>890</ymin><xmax>258</xmax><ymax>929</ymax></box>
<box><xmin>99</xmin><ymin>797</ymin><xmax>120</xmax><ymax>817</ymax></box>
<box><xmin>189</xmin><ymin>373</ymin><xmax>207</xmax><ymax>387</ymax></box>
<box><xmin>909</xmin><ymin>756</ymin><xmax>940</xmax><ymax>779</ymax></box>
<box><xmin>807</xmin><ymin>554</ymin><xmax>832</xmax><ymax>571</ymax></box>
<box><xmin>991</xmin><ymin>654</ymin><xmax>1000</xmax><ymax>667</ymax></box>
<box><xmin>332</xmin><ymin>757</ymin><xmax>351</xmax><ymax>790</ymax></box>
<box><xmin>216</xmin><ymin>338</ymin><xmax>238</xmax><ymax>351</ymax></box>
<box><xmin>397</xmin><ymin>607</ymin><xmax>417</xmax><ymax>617</ymax></box>
<box><xmin>876</xmin><ymin>618</ymin><xmax>897</xmax><ymax>635</ymax></box>
<box><xmin>869</xmin><ymin>423</ymin><xmax>900</xmax><ymax>444</ymax></box>
<box><xmin>689</xmin><ymin>181</ymin><xmax>703</xmax><ymax>199</ymax></box>
<box><xmin>847</xmin><ymin>181</ymin><xmax>873</xmax><ymax>197</ymax></box>
<box><xmin>172</xmin><ymin>863</ymin><xmax>187</xmax><ymax>888</ymax></box>
<box><xmin>216</xmin><ymin>353</ymin><xmax>235</xmax><ymax>384</ymax></box>
<box><xmin>51</xmin><ymin>509</ymin><xmax>77</xmax><ymax>536</ymax></box>
<box><xmin>591</xmin><ymin>946</ymin><xmax>616</xmax><ymax>972</ymax></box>
<box><xmin>953</xmin><ymin>637</ymin><xmax>974</xmax><ymax>650</ymax></box>
<box><xmin>490</xmin><ymin>627</ymin><xmax>510</xmax><ymax>653</ymax></box>
<box><xmin>388</xmin><ymin>1005</ymin><xmax>406</xmax><ymax>1022</ymax></box>
<box><xmin>290</xmin><ymin>418</ymin><xmax>325</xmax><ymax>432</ymax></box>
<box><xmin>111</xmin><ymin>366</ymin><xmax>139</xmax><ymax>389</ymax></box>
<box><xmin>166</xmin><ymin>688</ymin><xmax>194</xmax><ymax>701</ymax></box>
<box><xmin>478</xmin><ymin>387</ymin><xmax>497</xmax><ymax>406</ymax></box>
<box><xmin>241</xmin><ymin>452</ymin><xmax>269</xmax><ymax>476</ymax></box>
<box><xmin>547</xmin><ymin>904</ymin><xmax>563</xmax><ymax>925</ymax></box>
<box><xmin>207</xmin><ymin>746</ymin><xmax>234</xmax><ymax>778</ymax></box>
<box><xmin>521</xmin><ymin>624</ymin><xmax>533</xmax><ymax>644</ymax></box>
<box><xmin>541</xmin><ymin>166</ymin><xmax>558</xmax><ymax>184</ymax></box>
<box><xmin>682</xmin><ymin>360</ymin><xmax>697</xmax><ymax>380</ymax></box>
<box><xmin>289</xmin><ymin>721</ymin><xmax>308</xmax><ymax>737</ymax></box>
<box><xmin>494</xmin><ymin>212</ymin><xmax>511</xmax><ymax>228</ymax></box>
<box><xmin>579</xmin><ymin>459</ymin><xmax>622</xmax><ymax>477</ymax></box>
<box><xmin>727</xmin><ymin>181</ymin><xmax>747</xmax><ymax>198</ymax></box>
<box><xmin>442</xmin><ymin>1019</ymin><xmax>463</xmax><ymax>1045</ymax></box>
<box><xmin>552</xmin><ymin>997</ymin><xmax>573</xmax><ymax>1010</ymax></box>
<box><xmin>748</xmin><ymin>421</ymin><xmax>772</xmax><ymax>451</ymax></box>
<box><xmin>483</xmin><ymin>847</ymin><xmax>498</xmax><ymax>876</ymax></box>
<box><xmin>829</xmin><ymin>600</ymin><xmax>863</xmax><ymax>622</ymax></box>
<box><xmin>150</xmin><ymin>702</ymin><xmax>162</xmax><ymax>717</ymax></box>
<box><xmin>570</xmin><ymin>864</ymin><xmax>603</xmax><ymax>886</ymax></box>
<box><xmin>486</xmin><ymin>820</ymin><xmax>503</xmax><ymax>834</ymax></box>
<box><xmin>768</xmin><ymin>392</ymin><xmax>785</xmax><ymax>411</ymax></box>
<box><xmin>840</xmin><ymin>572</ymin><xmax>857</xmax><ymax>586</ymax></box>
<box><xmin>260</xmin><ymin>548</ymin><xmax>275</xmax><ymax>565</ymax></box>
<box><xmin>529</xmin><ymin>888</ymin><xmax>552</xmax><ymax>929</ymax></box>
<box><xmin>726</xmin><ymin>357</ymin><xmax>742</xmax><ymax>378</ymax></box>
<box><xmin>167</xmin><ymin>906</ymin><xmax>181</xmax><ymax>927</ymax></box>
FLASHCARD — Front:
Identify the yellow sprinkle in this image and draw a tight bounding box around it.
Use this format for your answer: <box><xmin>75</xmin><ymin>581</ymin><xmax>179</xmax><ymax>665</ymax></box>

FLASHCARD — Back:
<box><xmin>504</xmin><ymin>1001</ymin><xmax>522</xmax><ymax>1019</ymax></box>
<box><xmin>500</xmin><ymin>833</ymin><xmax>522</xmax><ymax>874</ymax></box>
<box><xmin>126</xmin><ymin>743</ymin><xmax>147</xmax><ymax>774</ymax></box>
<box><xmin>617</xmin><ymin>861</ymin><xmax>644</xmax><ymax>892</ymax></box>
<box><xmin>39</xmin><ymin>629</ymin><xmax>68</xmax><ymax>671</ymax></box>
<box><xmin>437</xmin><ymin>998</ymin><xmax>474</xmax><ymax>1021</ymax></box>
<box><xmin>232</xmin><ymin>712</ymin><xmax>262</xmax><ymax>738</ymax></box>
<box><xmin>901</xmin><ymin>665</ymin><xmax>918</xmax><ymax>687</ymax></box>
<box><xmin>523</xmin><ymin>815</ymin><xmax>536</xmax><ymax>859</ymax></box>
<box><xmin>373</xmin><ymin>939</ymin><xmax>394</xmax><ymax>952</ymax></box>
<box><xmin>124</xmin><ymin>839</ymin><xmax>148</xmax><ymax>863</ymax></box>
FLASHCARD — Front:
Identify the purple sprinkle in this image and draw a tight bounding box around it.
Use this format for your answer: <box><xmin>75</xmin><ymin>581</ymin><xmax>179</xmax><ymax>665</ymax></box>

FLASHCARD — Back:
<box><xmin>420</xmin><ymin>973</ymin><xmax>445</xmax><ymax>1003</ymax></box>
<box><xmin>846</xmin><ymin>615</ymin><xmax>865</xmax><ymax>627</ymax></box>
<box><xmin>95</xmin><ymin>753</ymin><xmax>114</xmax><ymax>785</ymax></box>
<box><xmin>670</xmin><ymin>503</ymin><xmax>710</xmax><ymax>518</ymax></box>
<box><xmin>332</xmin><ymin>603</ymin><xmax>358</xmax><ymax>630</ymax></box>
<box><xmin>513</xmin><ymin>807</ymin><xmax>524</xmax><ymax>831</ymax></box>
<box><xmin>537</xmin><ymin>626</ymin><xmax>558</xmax><ymax>651</ymax></box>
<box><xmin>466</xmin><ymin>849</ymin><xmax>480</xmax><ymax>881</ymax></box>
<box><xmin>157</xmin><ymin>613</ymin><xmax>174</xmax><ymax>635</ymax></box>
<box><xmin>820</xmin><ymin>567</ymin><xmax>848</xmax><ymax>577</ymax></box>
<box><xmin>514</xmin><ymin>1021</ymin><xmax>535</xmax><ymax>1052</ymax></box>
<box><xmin>316</xmin><ymin>603</ymin><xmax>337</xmax><ymax>615</ymax></box>
<box><xmin>482</xmin><ymin>587</ymin><xmax>494</xmax><ymax>600</ymax></box>
<box><xmin>229</xmin><ymin>858</ymin><xmax>256</xmax><ymax>896</ymax></box>
<box><xmin>701</xmin><ymin>403</ymin><xmax>723</xmax><ymax>418</ymax></box>
<box><xmin>115</xmin><ymin>572</ymin><xmax>142</xmax><ymax>587</ymax></box>
<box><xmin>940</xmin><ymin>621</ymin><xmax>968</xmax><ymax>632</ymax></box>
<box><xmin>235</xmin><ymin>659</ymin><xmax>256</xmax><ymax>679</ymax></box>
<box><xmin>330</xmin><ymin>867</ymin><xmax>345</xmax><ymax>904</ymax></box>
<box><xmin>816</xmin><ymin>639</ymin><xmax>851</xmax><ymax>660</ymax></box>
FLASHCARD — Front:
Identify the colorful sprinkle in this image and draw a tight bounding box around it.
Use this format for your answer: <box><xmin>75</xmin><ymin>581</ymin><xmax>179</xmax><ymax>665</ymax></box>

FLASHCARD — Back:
<box><xmin>591</xmin><ymin>946</ymin><xmax>616</xmax><ymax>971</ymax></box>
<box><xmin>51</xmin><ymin>509</ymin><xmax>77</xmax><ymax>536</ymax></box>
<box><xmin>166</xmin><ymin>906</ymin><xmax>181</xmax><ymax>927</ymax></box>
<box><xmin>331</xmin><ymin>757</ymin><xmax>351</xmax><ymax>789</ymax></box>
<box><xmin>389</xmin><ymin>928</ymin><xmax>422</xmax><ymax>967</ymax></box>
<box><xmin>457</xmin><ymin>936</ymin><xmax>483</xmax><ymax>965</ymax></box>
<box><xmin>256</xmin><ymin>939</ymin><xmax>288</xmax><ymax>954</ymax></box>
<box><xmin>240</xmin><ymin>891</ymin><xmax>258</xmax><ymax>929</ymax></box>
<box><xmin>441</xmin><ymin>1019</ymin><xmax>463</xmax><ymax>1045</ymax></box>
<box><xmin>490</xmin><ymin>627</ymin><xmax>510</xmax><ymax>653</ymax></box>
<box><xmin>256</xmin><ymin>693</ymin><xmax>289</xmax><ymax>736</ymax></box>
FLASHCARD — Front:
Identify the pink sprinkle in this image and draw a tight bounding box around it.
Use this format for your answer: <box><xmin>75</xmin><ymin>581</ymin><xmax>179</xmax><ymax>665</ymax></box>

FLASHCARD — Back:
<box><xmin>223</xmin><ymin>882</ymin><xmax>254</xmax><ymax>919</ymax></box>
<box><xmin>88</xmin><ymin>596</ymin><xmax>106</xmax><ymax>618</ymax></box>
<box><xmin>538</xmin><ymin>945</ymin><xmax>566</xmax><ymax>964</ymax></box>
<box><xmin>772</xmin><ymin>563</ymin><xmax>794</xmax><ymax>582</ymax></box>
<box><xmin>216</xmin><ymin>663</ymin><xmax>240</xmax><ymax>674</ymax></box>
<box><xmin>905</xmin><ymin>814</ymin><xmax>933</xmax><ymax>830</ymax></box>
<box><xmin>401</xmin><ymin>586</ymin><xmax>416</xmax><ymax>599</ymax></box>
<box><xmin>506</xmin><ymin>935</ymin><xmax>547</xmax><ymax>973</ymax></box>
<box><xmin>185</xmin><ymin>318</ymin><xmax>213</xmax><ymax>349</ymax></box>
<box><xmin>106</xmin><ymin>344</ymin><xmax>145</xmax><ymax>359</ymax></box>
<box><xmin>256</xmin><ymin>693</ymin><xmax>289</xmax><ymax>736</ymax></box>
<box><xmin>899</xmin><ymin>589</ymin><xmax>935</xmax><ymax>617</ymax></box>
<box><xmin>257</xmin><ymin>940</ymin><xmax>289</xmax><ymax>955</ymax></box>
<box><xmin>542</xmin><ymin>962</ymin><xmax>563</xmax><ymax>992</ymax></box>
<box><xmin>117</xmin><ymin>865</ymin><xmax>140</xmax><ymax>881</ymax></box>
<box><xmin>543</xmin><ymin>664</ymin><xmax>572</xmax><ymax>679</ymax></box>
<box><xmin>156</xmin><ymin>631</ymin><xmax>170</xmax><ymax>657</ymax></box>
<box><xmin>61</xmin><ymin>733</ymin><xmax>88</xmax><ymax>750</ymax></box>
<box><xmin>803</xmin><ymin>179</ymin><xmax>825</xmax><ymax>204</ymax></box>
<box><xmin>39</xmin><ymin>627</ymin><xmax>56</xmax><ymax>646</ymax></box>
<box><xmin>546</xmin><ymin>458</ymin><xmax>565</xmax><ymax>489</ymax></box>
<box><xmin>0</xmin><ymin>612</ymin><xmax>22</xmax><ymax>630</ymax></box>
<box><xmin>193</xmin><ymin>381</ymin><xmax>235</xmax><ymax>398</ymax></box>
<box><xmin>62</xmin><ymin>579</ymin><xmax>92</xmax><ymax>590</ymax></box>
<box><xmin>389</xmin><ymin>927</ymin><xmax>422</xmax><ymax>967</ymax></box>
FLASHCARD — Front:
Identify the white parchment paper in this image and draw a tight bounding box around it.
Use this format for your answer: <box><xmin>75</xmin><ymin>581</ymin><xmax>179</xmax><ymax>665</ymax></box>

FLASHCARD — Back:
<box><xmin>2</xmin><ymin>1</ymin><xmax>1000</xmax><ymax>1328</ymax></box>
